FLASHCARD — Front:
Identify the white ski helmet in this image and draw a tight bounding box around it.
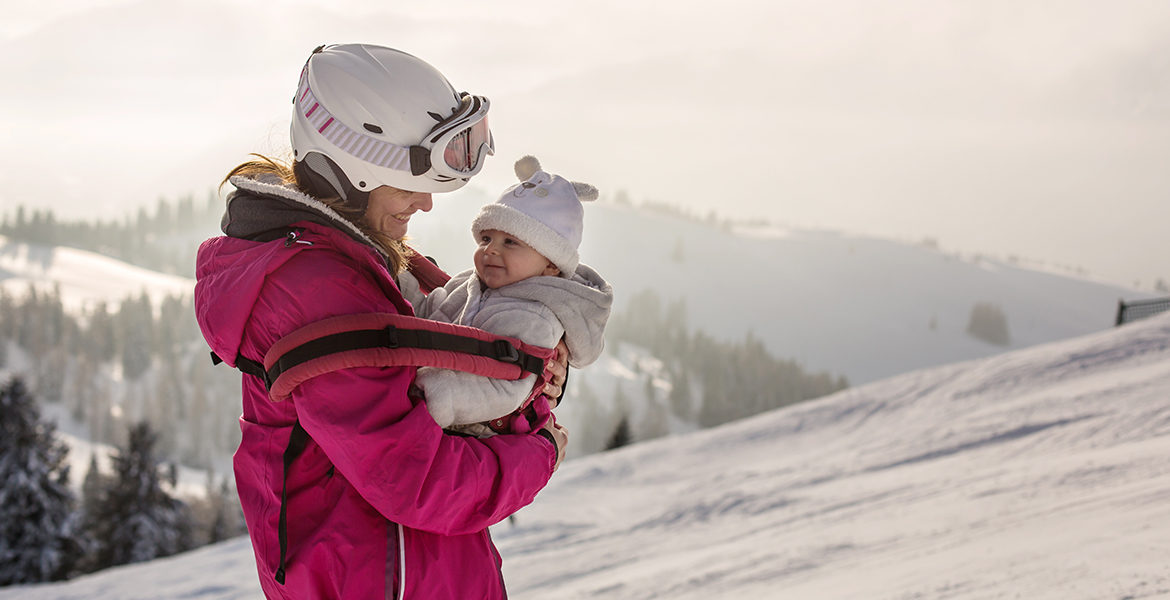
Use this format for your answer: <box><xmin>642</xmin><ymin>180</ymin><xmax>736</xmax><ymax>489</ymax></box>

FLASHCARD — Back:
<box><xmin>290</xmin><ymin>43</ymin><xmax>495</xmax><ymax>208</ymax></box>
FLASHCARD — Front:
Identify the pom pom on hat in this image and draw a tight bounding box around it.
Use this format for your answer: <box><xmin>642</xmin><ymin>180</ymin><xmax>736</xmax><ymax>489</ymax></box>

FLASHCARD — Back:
<box><xmin>472</xmin><ymin>156</ymin><xmax>598</xmax><ymax>276</ymax></box>
<box><xmin>514</xmin><ymin>155</ymin><xmax>542</xmax><ymax>181</ymax></box>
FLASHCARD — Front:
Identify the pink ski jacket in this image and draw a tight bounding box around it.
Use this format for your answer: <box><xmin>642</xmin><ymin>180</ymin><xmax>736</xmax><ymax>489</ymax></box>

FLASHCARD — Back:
<box><xmin>194</xmin><ymin>177</ymin><xmax>556</xmax><ymax>599</ymax></box>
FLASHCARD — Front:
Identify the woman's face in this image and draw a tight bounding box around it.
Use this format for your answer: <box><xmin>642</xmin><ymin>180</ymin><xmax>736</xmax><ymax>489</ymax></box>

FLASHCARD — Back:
<box><xmin>365</xmin><ymin>186</ymin><xmax>433</xmax><ymax>239</ymax></box>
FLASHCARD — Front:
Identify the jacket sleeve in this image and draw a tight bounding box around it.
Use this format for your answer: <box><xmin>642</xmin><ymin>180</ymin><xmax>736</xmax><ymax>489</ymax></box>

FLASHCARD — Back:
<box><xmin>257</xmin><ymin>249</ymin><xmax>556</xmax><ymax>536</ymax></box>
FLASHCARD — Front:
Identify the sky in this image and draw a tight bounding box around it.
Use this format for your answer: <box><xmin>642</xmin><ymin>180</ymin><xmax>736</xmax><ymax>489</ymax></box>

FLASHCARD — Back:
<box><xmin>2</xmin><ymin>0</ymin><xmax>1169</xmax><ymax>289</ymax></box>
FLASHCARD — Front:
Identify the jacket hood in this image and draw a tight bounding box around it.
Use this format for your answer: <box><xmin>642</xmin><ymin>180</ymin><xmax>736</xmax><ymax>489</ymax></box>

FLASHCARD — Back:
<box><xmin>503</xmin><ymin>263</ymin><xmax>612</xmax><ymax>367</ymax></box>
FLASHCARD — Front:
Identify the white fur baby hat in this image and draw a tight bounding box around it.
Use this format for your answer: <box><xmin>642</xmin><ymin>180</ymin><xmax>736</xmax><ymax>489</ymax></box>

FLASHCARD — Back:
<box><xmin>471</xmin><ymin>156</ymin><xmax>598</xmax><ymax>276</ymax></box>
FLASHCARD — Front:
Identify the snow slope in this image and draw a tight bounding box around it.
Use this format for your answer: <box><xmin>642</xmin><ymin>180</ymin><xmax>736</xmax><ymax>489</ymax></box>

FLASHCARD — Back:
<box><xmin>5</xmin><ymin>312</ymin><xmax>1167</xmax><ymax>599</ymax></box>
<box><xmin>0</xmin><ymin>235</ymin><xmax>194</xmax><ymax>312</ymax></box>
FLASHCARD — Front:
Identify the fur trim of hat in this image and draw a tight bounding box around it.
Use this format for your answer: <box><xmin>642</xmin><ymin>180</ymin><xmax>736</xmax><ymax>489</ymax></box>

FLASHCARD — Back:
<box><xmin>471</xmin><ymin>156</ymin><xmax>597</xmax><ymax>276</ymax></box>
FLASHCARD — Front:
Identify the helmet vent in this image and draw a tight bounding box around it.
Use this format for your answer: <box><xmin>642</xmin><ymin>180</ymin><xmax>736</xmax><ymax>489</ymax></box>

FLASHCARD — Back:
<box><xmin>363</xmin><ymin>123</ymin><xmax>383</xmax><ymax>134</ymax></box>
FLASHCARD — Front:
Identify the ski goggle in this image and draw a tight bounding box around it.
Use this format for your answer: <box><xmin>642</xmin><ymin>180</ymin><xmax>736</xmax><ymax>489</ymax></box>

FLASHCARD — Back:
<box><xmin>409</xmin><ymin>93</ymin><xmax>495</xmax><ymax>181</ymax></box>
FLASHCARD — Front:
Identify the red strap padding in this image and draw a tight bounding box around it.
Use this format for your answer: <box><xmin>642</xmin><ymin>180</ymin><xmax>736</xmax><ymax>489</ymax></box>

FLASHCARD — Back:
<box><xmin>262</xmin><ymin>312</ymin><xmax>556</xmax><ymax>403</ymax></box>
<box><xmin>406</xmin><ymin>249</ymin><xmax>451</xmax><ymax>294</ymax></box>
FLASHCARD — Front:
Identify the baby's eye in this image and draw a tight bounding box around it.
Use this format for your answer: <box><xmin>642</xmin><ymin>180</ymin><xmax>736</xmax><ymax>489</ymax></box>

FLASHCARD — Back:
<box><xmin>479</xmin><ymin>235</ymin><xmax>491</xmax><ymax>244</ymax></box>
<box><xmin>504</xmin><ymin>238</ymin><xmax>518</xmax><ymax>246</ymax></box>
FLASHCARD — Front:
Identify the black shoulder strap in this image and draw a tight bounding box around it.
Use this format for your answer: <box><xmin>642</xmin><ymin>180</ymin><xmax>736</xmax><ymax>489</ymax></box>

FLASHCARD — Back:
<box><xmin>210</xmin><ymin>352</ymin><xmax>273</xmax><ymax>387</ymax></box>
<box><xmin>274</xmin><ymin>420</ymin><xmax>310</xmax><ymax>586</ymax></box>
<box><xmin>215</xmin><ymin>352</ymin><xmax>315</xmax><ymax>585</ymax></box>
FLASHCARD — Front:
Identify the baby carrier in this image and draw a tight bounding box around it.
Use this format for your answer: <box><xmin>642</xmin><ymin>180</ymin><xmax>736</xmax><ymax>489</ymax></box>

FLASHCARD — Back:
<box><xmin>210</xmin><ymin>250</ymin><xmax>558</xmax><ymax>584</ymax></box>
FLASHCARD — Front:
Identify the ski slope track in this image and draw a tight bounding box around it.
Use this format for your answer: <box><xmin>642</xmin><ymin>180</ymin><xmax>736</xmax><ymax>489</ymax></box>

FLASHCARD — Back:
<box><xmin>4</xmin><ymin>314</ymin><xmax>1169</xmax><ymax>599</ymax></box>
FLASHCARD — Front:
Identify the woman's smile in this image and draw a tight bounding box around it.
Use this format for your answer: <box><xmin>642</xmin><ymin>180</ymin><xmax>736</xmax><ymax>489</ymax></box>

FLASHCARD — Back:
<box><xmin>366</xmin><ymin>187</ymin><xmax>433</xmax><ymax>238</ymax></box>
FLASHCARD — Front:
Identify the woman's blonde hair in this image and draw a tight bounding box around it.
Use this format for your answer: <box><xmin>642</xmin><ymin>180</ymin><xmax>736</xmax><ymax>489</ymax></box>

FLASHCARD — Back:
<box><xmin>223</xmin><ymin>154</ymin><xmax>411</xmax><ymax>274</ymax></box>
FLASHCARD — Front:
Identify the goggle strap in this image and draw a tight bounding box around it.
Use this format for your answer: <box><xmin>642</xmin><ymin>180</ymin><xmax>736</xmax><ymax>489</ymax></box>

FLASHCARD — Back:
<box><xmin>426</xmin><ymin>95</ymin><xmax>474</xmax><ymax>142</ymax></box>
<box><xmin>409</xmin><ymin>146</ymin><xmax>432</xmax><ymax>177</ymax></box>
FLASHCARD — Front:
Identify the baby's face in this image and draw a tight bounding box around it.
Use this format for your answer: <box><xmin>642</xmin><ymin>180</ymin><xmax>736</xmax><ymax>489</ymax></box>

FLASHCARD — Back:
<box><xmin>474</xmin><ymin>229</ymin><xmax>560</xmax><ymax>289</ymax></box>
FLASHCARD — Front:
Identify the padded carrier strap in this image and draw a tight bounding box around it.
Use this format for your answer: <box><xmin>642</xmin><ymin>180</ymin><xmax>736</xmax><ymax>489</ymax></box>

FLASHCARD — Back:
<box><xmin>260</xmin><ymin>312</ymin><xmax>552</xmax><ymax>402</ymax></box>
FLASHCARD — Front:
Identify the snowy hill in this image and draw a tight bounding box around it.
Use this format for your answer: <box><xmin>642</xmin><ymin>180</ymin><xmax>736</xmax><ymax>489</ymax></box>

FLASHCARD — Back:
<box><xmin>0</xmin><ymin>234</ymin><xmax>194</xmax><ymax>312</ymax></box>
<box><xmin>410</xmin><ymin>187</ymin><xmax>1151</xmax><ymax>384</ymax></box>
<box><xmin>5</xmin><ymin>312</ymin><xmax>1167</xmax><ymax>599</ymax></box>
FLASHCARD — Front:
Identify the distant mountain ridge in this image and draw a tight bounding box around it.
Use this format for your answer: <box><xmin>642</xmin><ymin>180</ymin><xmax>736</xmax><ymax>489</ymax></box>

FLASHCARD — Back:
<box><xmin>1</xmin><ymin>186</ymin><xmax>1150</xmax><ymax>386</ymax></box>
<box><xmin>409</xmin><ymin>187</ymin><xmax>1153</xmax><ymax>385</ymax></box>
<box><xmin>0</xmin><ymin>192</ymin><xmax>1153</xmax><ymax>460</ymax></box>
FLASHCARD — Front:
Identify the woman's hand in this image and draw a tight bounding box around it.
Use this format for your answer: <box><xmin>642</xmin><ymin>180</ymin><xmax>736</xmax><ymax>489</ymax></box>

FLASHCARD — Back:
<box><xmin>541</xmin><ymin>419</ymin><xmax>569</xmax><ymax>471</ymax></box>
<box><xmin>542</xmin><ymin>339</ymin><xmax>570</xmax><ymax>406</ymax></box>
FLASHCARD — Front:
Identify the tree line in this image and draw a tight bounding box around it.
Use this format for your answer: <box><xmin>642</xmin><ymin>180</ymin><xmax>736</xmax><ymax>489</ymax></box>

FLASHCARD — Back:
<box><xmin>0</xmin><ymin>285</ymin><xmax>241</xmax><ymax>471</ymax></box>
<box><xmin>0</xmin><ymin>193</ymin><xmax>223</xmax><ymax>278</ymax></box>
<box><xmin>0</xmin><ymin>377</ymin><xmax>243</xmax><ymax>587</ymax></box>
<box><xmin>607</xmin><ymin>289</ymin><xmax>849</xmax><ymax>430</ymax></box>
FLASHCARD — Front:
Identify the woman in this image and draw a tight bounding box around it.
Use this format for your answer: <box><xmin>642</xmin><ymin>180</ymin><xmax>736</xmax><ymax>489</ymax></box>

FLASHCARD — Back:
<box><xmin>194</xmin><ymin>43</ymin><xmax>568</xmax><ymax>599</ymax></box>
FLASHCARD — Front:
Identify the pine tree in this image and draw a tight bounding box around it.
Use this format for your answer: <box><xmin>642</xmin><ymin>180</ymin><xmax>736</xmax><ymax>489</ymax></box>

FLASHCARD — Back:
<box><xmin>0</xmin><ymin>377</ymin><xmax>85</xmax><ymax>585</ymax></box>
<box><xmin>77</xmin><ymin>455</ymin><xmax>107</xmax><ymax>574</ymax></box>
<box><xmin>85</xmin><ymin>421</ymin><xmax>193</xmax><ymax>570</ymax></box>
<box><xmin>604</xmin><ymin>415</ymin><xmax>633</xmax><ymax>451</ymax></box>
<box><xmin>81</xmin><ymin>455</ymin><xmax>106</xmax><ymax>521</ymax></box>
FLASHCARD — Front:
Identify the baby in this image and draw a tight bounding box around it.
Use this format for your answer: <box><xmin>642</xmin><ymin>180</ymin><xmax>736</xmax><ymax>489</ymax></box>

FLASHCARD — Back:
<box><xmin>413</xmin><ymin>156</ymin><xmax>613</xmax><ymax>436</ymax></box>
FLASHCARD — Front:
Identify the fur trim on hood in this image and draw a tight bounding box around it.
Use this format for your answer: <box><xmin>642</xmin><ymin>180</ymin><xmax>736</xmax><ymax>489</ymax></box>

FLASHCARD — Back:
<box><xmin>222</xmin><ymin>174</ymin><xmax>386</xmax><ymax>258</ymax></box>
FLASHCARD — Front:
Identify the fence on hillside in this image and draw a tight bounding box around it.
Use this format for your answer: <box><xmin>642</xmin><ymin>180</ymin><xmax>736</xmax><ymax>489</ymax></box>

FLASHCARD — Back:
<box><xmin>1115</xmin><ymin>296</ymin><xmax>1170</xmax><ymax>326</ymax></box>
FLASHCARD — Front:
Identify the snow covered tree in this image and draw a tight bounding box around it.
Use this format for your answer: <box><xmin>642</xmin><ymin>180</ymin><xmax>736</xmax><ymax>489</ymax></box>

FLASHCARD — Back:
<box><xmin>84</xmin><ymin>421</ymin><xmax>193</xmax><ymax>571</ymax></box>
<box><xmin>0</xmin><ymin>377</ymin><xmax>85</xmax><ymax>585</ymax></box>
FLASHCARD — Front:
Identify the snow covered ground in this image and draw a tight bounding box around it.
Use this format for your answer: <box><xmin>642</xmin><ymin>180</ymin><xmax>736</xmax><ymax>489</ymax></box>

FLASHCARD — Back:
<box><xmin>5</xmin><ymin>312</ymin><xmax>1167</xmax><ymax>599</ymax></box>
<box><xmin>0</xmin><ymin>234</ymin><xmax>194</xmax><ymax>313</ymax></box>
